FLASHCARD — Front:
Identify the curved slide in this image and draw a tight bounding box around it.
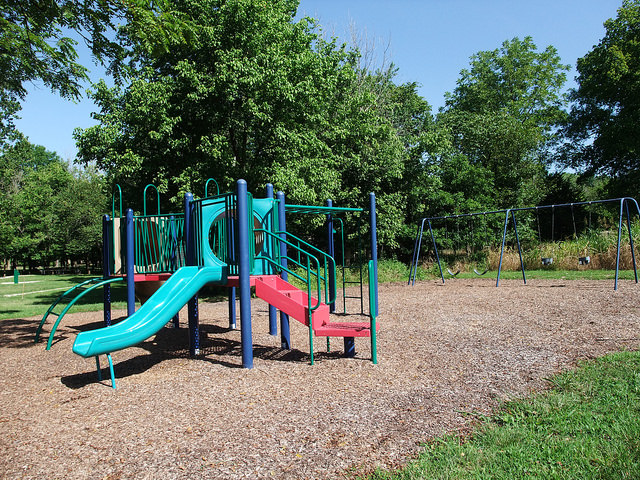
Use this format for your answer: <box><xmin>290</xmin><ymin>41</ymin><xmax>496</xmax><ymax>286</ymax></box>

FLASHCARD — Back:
<box><xmin>72</xmin><ymin>266</ymin><xmax>225</xmax><ymax>358</ymax></box>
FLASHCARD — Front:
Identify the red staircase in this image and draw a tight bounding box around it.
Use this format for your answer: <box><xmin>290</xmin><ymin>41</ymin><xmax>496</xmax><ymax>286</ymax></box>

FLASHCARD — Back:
<box><xmin>254</xmin><ymin>276</ymin><xmax>376</xmax><ymax>338</ymax></box>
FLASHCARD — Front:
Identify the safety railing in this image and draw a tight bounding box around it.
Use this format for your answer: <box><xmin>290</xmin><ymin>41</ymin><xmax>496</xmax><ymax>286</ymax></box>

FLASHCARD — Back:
<box><xmin>133</xmin><ymin>213</ymin><xmax>186</xmax><ymax>274</ymax></box>
<box><xmin>255</xmin><ymin>229</ymin><xmax>337</xmax><ymax>310</ymax></box>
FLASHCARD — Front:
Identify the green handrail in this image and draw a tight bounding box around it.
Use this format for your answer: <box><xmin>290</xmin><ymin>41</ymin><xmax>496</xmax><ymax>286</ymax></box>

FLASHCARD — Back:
<box><xmin>204</xmin><ymin>178</ymin><xmax>220</xmax><ymax>197</ymax></box>
<box><xmin>274</xmin><ymin>230</ymin><xmax>337</xmax><ymax>306</ymax></box>
<box><xmin>143</xmin><ymin>184</ymin><xmax>161</xmax><ymax>216</ymax></box>
<box><xmin>256</xmin><ymin>229</ymin><xmax>337</xmax><ymax>308</ymax></box>
<box><xmin>256</xmin><ymin>232</ymin><xmax>324</xmax><ymax>314</ymax></box>
<box><xmin>45</xmin><ymin>277</ymin><xmax>125</xmax><ymax>350</ymax></box>
<box><xmin>111</xmin><ymin>184</ymin><xmax>123</xmax><ymax>219</ymax></box>
<box><xmin>35</xmin><ymin>276</ymin><xmax>104</xmax><ymax>342</ymax></box>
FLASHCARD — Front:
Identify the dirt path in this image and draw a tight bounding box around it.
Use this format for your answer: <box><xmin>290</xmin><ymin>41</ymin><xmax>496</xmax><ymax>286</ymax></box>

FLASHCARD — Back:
<box><xmin>1</xmin><ymin>278</ymin><xmax>638</xmax><ymax>479</ymax></box>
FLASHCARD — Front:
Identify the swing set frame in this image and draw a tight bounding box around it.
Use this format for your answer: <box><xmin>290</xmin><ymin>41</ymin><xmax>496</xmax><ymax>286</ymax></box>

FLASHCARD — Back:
<box><xmin>409</xmin><ymin>197</ymin><xmax>640</xmax><ymax>291</ymax></box>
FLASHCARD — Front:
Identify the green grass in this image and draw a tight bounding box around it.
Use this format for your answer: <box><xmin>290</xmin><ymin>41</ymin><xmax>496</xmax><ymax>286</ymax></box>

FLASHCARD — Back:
<box><xmin>366</xmin><ymin>350</ymin><xmax>640</xmax><ymax>480</ymax></box>
<box><xmin>0</xmin><ymin>274</ymin><xmax>128</xmax><ymax>320</ymax></box>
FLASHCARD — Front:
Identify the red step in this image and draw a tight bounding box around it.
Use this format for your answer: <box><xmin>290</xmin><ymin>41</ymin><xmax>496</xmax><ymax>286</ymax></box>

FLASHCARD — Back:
<box><xmin>254</xmin><ymin>276</ymin><xmax>329</xmax><ymax>329</ymax></box>
<box><xmin>314</xmin><ymin>321</ymin><xmax>376</xmax><ymax>338</ymax></box>
<box><xmin>254</xmin><ymin>276</ymin><xmax>379</xmax><ymax>338</ymax></box>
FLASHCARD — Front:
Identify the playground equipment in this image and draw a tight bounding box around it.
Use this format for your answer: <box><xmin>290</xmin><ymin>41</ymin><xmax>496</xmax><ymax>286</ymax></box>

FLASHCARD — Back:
<box><xmin>38</xmin><ymin>179</ymin><xmax>379</xmax><ymax>388</ymax></box>
<box><xmin>409</xmin><ymin>197</ymin><xmax>640</xmax><ymax>291</ymax></box>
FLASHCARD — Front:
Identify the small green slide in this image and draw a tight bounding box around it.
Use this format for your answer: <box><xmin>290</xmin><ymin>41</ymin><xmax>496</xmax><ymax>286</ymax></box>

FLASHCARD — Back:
<box><xmin>72</xmin><ymin>266</ymin><xmax>226</xmax><ymax>358</ymax></box>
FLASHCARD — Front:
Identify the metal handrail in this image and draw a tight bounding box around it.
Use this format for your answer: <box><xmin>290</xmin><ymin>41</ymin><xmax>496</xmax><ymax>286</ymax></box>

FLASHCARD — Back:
<box><xmin>256</xmin><ymin>229</ymin><xmax>333</xmax><ymax>313</ymax></box>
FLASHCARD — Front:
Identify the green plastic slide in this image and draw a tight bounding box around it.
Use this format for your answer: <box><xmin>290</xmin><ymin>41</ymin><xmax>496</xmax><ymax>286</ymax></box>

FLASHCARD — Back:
<box><xmin>72</xmin><ymin>266</ymin><xmax>225</xmax><ymax>358</ymax></box>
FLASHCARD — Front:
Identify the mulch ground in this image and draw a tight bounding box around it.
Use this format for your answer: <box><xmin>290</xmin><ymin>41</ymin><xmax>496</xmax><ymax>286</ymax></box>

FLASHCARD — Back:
<box><xmin>1</xmin><ymin>278</ymin><xmax>639</xmax><ymax>479</ymax></box>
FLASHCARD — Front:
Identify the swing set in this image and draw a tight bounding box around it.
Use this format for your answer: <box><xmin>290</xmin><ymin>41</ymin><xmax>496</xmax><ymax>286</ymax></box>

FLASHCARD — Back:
<box><xmin>409</xmin><ymin>197</ymin><xmax>640</xmax><ymax>290</ymax></box>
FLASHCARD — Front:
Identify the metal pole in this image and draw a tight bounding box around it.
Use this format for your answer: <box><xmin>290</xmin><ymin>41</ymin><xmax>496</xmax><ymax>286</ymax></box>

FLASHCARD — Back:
<box><xmin>170</xmin><ymin>215</ymin><xmax>179</xmax><ymax>328</ymax></box>
<box><xmin>369</xmin><ymin>193</ymin><xmax>378</xmax><ymax>316</ymax></box>
<box><xmin>327</xmin><ymin>199</ymin><xmax>336</xmax><ymax>313</ymax></box>
<box><xmin>409</xmin><ymin>219</ymin><xmax>425</xmax><ymax>286</ymax></box>
<box><xmin>276</xmin><ymin>191</ymin><xmax>291</xmax><ymax>349</ymax></box>
<box><xmin>266</xmin><ymin>183</ymin><xmax>277</xmax><ymax>335</ymax></box>
<box><xmin>511</xmin><ymin>210</ymin><xmax>526</xmax><ymax>285</ymax></box>
<box><xmin>125</xmin><ymin>208</ymin><xmax>135</xmax><ymax>316</ymax></box>
<box><xmin>496</xmin><ymin>209</ymin><xmax>510</xmax><ymax>287</ymax></box>
<box><xmin>185</xmin><ymin>192</ymin><xmax>200</xmax><ymax>355</ymax></box>
<box><xmin>428</xmin><ymin>219</ymin><xmax>445</xmax><ymax>284</ymax></box>
<box><xmin>237</xmin><ymin>180</ymin><xmax>253</xmax><ymax>368</ymax></box>
<box><xmin>625</xmin><ymin>199</ymin><xmax>638</xmax><ymax>284</ymax></box>
<box><xmin>102</xmin><ymin>215</ymin><xmax>112</xmax><ymax>326</ymax></box>
<box><xmin>615</xmin><ymin>199</ymin><xmax>624</xmax><ymax>291</ymax></box>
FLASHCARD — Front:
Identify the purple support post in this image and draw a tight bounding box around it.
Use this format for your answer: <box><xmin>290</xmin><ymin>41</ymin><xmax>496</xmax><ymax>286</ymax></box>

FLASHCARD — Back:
<box><xmin>185</xmin><ymin>193</ymin><xmax>200</xmax><ymax>355</ymax></box>
<box><xmin>276</xmin><ymin>191</ymin><xmax>291</xmax><ymax>349</ymax></box>
<box><xmin>102</xmin><ymin>214</ymin><xmax>112</xmax><ymax>326</ymax></box>
<box><xmin>237</xmin><ymin>180</ymin><xmax>253</xmax><ymax>368</ymax></box>
<box><xmin>266</xmin><ymin>183</ymin><xmax>278</xmax><ymax>335</ymax></box>
<box><xmin>326</xmin><ymin>199</ymin><xmax>336</xmax><ymax>313</ymax></box>
<box><xmin>369</xmin><ymin>193</ymin><xmax>378</xmax><ymax>317</ymax></box>
<box><xmin>125</xmin><ymin>208</ymin><xmax>135</xmax><ymax>316</ymax></box>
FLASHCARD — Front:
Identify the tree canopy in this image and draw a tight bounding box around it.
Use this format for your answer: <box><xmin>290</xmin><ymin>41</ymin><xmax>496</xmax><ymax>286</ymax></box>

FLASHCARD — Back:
<box><xmin>437</xmin><ymin>37</ymin><xmax>569</xmax><ymax>209</ymax></box>
<box><xmin>565</xmin><ymin>0</ymin><xmax>640</xmax><ymax>195</ymax></box>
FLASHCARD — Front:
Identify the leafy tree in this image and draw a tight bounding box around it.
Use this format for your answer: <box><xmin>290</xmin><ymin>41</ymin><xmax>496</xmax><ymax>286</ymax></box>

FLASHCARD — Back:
<box><xmin>0</xmin><ymin>139</ymin><xmax>105</xmax><ymax>269</ymax></box>
<box><xmin>564</xmin><ymin>0</ymin><xmax>640</xmax><ymax>195</ymax></box>
<box><xmin>0</xmin><ymin>0</ymin><xmax>192</xmax><ymax>144</ymax></box>
<box><xmin>439</xmin><ymin>36</ymin><xmax>569</xmax><ymax>208</ymax></box>
<box><xmin>75</xmin><ymin>0</ymin><xmax>413</xmax><ymax>252</ymax></box>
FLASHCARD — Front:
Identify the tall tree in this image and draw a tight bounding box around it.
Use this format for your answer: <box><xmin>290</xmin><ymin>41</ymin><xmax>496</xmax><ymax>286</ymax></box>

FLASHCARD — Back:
<box><xmin>564</xmin><ymin>0</ymin><xmax>640</xmax><ymax>195</ymax></box>
<box><xmin>439</xmin><ymin>36</ymin><xmax>569</xmax><ymax>207</ymax></box>
<box><xmin>75</xmin><ymin>0</ymin><xmax>411</xmax><ymax>251</ymax></box>
<box><xmin>0</xmin><ymin>0</ymin><xmax>191</xmax><ymax>145</ymax></box>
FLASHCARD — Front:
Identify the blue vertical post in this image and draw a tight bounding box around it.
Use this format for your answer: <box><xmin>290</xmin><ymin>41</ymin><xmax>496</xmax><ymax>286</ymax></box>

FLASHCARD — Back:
<box><xmin>185</xmin><ymin>193</ymin><xmax>200</xmax><ymax>355</ymax></box>
<box><xmin>276</xmin><ymin>191</ymin><xmax>291</xmax><ymax>349</ymax></box>
<box><xmin>615</xmin><ymin>199</ymin><xmax>624</xmax><ymax>291</ymax></box>
<box><xmin>624</xmin><ymin>199</ymin><xmax>638</xmax><ymax>284</ymax></box>
<box><xmin>266</xmin><ymin>183</ymin><xmax>278</xmax><ymax>335</ymax></box>
<box><xmin>496</xmin><ymin>209</ymin><xmax>511</xmax><ymax>288</ymax></box>
<box><xmin>102</xmin><ymin>214</ymin><xmax>112</xmax><ymax>326</ymax></box>
<box><xmin>125</xmin><ymin>208</ymin><xmax>135</xmax><ymax>316</ymax></box>
<box><xmin>170</xmin><ymin>215</ymin><xmax>179</xmax><ymax>328</ymax></box>
<box><xmin>511</xmin><ymin>211</ymin><xmax>527</xmax><ymax>285</ymax></box>
<box><xmin>369</xmin><ymin>193</ymin><xmax>378</xmax><ymax>317</ymax></box>
<box><xmin>327</xmin><ymin>199</ymin><xmax>336</xmax><ymax>313</ymax></box>
<box><xmin>237</xmin><ymin>180</ymin><xmax>253</xmax><ymax>369</ymax></box>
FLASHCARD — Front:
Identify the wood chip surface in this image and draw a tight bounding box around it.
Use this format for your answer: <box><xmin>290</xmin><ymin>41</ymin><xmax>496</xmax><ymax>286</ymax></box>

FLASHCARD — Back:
<box><xmin>1</xmin><ymin>278</ymin><xmax>638</xmax><ymax>479</ymax></box>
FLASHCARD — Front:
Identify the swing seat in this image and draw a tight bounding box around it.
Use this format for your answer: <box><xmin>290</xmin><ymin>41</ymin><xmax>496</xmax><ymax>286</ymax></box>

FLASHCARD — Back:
<box><xmin>473</xmin><ymin>267</ymin><xmax>489</xmax><ymax>276</ymax></box>
<box><xmin>579</xmin><ymin>256</ymin><xmax>590</xmax><ymax>265</ymax></box>
<box><xmin>541</xmin><ymin>257</ymin><xmax>553</xmax><ymax>266</ymax></box>
<box><xmin>446</xmin><ymin>268</ymin><xmax>460</xmax><ymax>277</ymax></box>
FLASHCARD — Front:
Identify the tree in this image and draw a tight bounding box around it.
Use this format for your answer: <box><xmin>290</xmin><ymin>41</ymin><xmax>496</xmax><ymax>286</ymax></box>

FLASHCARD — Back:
<box><xmin>439</xmin><ymin>37</ymin><xmax>569</xmax><ymax>207</ymax></box>
<box><xmin>0</xmin><ymin>139</ymin><xmax>105</xmax><ymax>269</ymax></box>
<box><xmin>75</xmin><ymin>0</ymin><xmax>413</xmax><ymax>252</ymax></box>
<box><xmin>564</xmin><ymin>0</ymin><xmax>640</xmax><ymax>195</ymax></box>
<box><xmin>0</xmin><ymin>0</ymin><xmax>192</xmax><ymax>145</ymax></box>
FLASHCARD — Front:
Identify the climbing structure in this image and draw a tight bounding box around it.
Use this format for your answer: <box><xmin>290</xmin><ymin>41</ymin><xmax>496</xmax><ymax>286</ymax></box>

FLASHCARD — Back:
<box><xmin>39</xmin><ymin>179</ymin><xmax>379</xmax><ymax>388</ymax></box>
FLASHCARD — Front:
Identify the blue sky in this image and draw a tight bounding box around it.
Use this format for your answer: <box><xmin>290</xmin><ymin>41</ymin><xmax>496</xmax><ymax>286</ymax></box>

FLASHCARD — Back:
<box><xmin>15</xmin><ymin>0</ymin><xmax>621</xmax><ymax>161</ymax></box>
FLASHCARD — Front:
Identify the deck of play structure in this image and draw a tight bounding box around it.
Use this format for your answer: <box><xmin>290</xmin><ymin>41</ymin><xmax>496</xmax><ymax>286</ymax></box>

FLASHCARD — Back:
<box><xmin>36</xmin><ymin>179</ymin><xmax>379</xmax><ymax>387</ymax></box>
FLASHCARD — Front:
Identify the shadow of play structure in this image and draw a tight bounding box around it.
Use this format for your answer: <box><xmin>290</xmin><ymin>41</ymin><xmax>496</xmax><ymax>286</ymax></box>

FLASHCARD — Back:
<box><xmin>36</xmin><ymin>179</ymin><xmax>379</xmax><ymax>388</ymax></box>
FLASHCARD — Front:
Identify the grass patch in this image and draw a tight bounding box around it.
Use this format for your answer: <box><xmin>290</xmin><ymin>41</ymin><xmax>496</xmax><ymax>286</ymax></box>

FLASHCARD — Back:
<box><xmin>366</xmin><ymin>350</ymin><xmax>640</xmax><ymax>479</ymax></box>
<box><xmin>0</xmin><ymin>274</ymin><xmax>128</xmax><ymax>320</ymax></box>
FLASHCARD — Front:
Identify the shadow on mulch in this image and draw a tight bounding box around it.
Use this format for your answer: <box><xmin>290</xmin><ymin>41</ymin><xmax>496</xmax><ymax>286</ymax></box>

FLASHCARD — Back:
<box><xmin>0</xmin><ymin>317</ymin><xmax>41</xmax><ymax>349</ymax></box>
<box><xmin>59</xmin><ymin>322</ymin><xmax>346</xmax><ymax>389</ymax></box>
